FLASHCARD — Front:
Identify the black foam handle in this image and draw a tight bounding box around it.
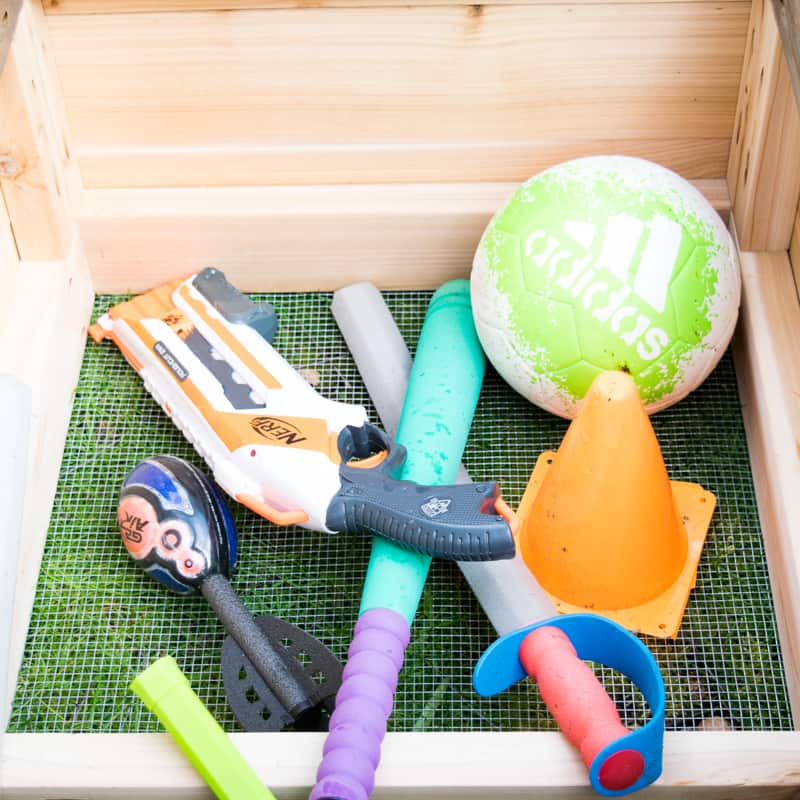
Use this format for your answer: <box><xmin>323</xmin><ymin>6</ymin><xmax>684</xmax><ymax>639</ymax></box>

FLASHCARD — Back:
<box><xmin>327</xmin><ymin>480</ymin><xmax>516</xmax><ymax>561</ymax></box>
<box><xmin>200</xmin><ymin>574</ymin><xmax>315</xmax><ymax>719</ymax></box>
<box><xmin>326</xmin><ymin>424</ymin><xmax>515</xmax><ymax>561</ymax></box>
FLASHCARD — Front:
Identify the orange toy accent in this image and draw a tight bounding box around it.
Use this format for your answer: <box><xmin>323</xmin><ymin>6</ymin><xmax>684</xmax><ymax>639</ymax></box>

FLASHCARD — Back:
<box><xmin>518</xmin><ymin>370</ymin><xmax>714</xmax><ymax>638</ymax></box>
<box><xmin>236</xmin><ymin>493</ymin><xmax>309</xmax><ymax>527</ymax></box>
<box><xmin>493</xmin><ymin>495</ymin><xmax>520</xmax><ymax>537</ymax></box>
<box><xmin>346</xmin><ymin>449</ymin><xmax>389</xmax><ymax>469</ymax></box>
<box><xmin>109</xmin><ymin>278</ymin><xmax>184</xmax><ymax>324</ymax></box>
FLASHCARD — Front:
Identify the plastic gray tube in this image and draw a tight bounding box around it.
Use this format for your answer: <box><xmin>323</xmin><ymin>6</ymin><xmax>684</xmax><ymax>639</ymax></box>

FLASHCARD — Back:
<box><xmin>331</xmin><ymin>283</ymin><xmax>556</xmax><ymax>636</ymax></box>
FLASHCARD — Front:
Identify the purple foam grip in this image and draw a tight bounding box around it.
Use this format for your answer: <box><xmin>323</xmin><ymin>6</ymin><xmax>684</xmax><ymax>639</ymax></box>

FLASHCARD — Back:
<box><xmin>309</xmin><ymin>608</ymin><xmax>411</xmax><ymax>800</ymax></box>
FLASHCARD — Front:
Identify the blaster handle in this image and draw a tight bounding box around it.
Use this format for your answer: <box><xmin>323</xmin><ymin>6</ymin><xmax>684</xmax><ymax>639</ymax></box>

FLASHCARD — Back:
<box><xmin>326</xmin><ymin>425</ymin><xmax>516</xmax><ymax>561</ymax></box>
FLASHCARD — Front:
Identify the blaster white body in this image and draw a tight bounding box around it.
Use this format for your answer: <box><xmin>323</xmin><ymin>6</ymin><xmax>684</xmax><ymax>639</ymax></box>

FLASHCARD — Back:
<box><xmin>91</xmin><ymin>271</ymin><xmax>366</xmax><ymax>532</ymax></box>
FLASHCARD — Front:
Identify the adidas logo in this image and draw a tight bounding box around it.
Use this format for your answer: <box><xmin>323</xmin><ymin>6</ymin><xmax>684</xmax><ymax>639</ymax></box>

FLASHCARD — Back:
<box><xmin>524</xmin><ymin>214</ymin><xmax>684</xmax><ymax>361</ymax></box>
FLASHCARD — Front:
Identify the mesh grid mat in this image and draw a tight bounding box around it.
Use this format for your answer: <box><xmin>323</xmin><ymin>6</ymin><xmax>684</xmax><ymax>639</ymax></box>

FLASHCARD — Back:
<box><xmin>8</xmin><ymin>291</ymin><xmax>792</xmax><ymax>734</ymax></box>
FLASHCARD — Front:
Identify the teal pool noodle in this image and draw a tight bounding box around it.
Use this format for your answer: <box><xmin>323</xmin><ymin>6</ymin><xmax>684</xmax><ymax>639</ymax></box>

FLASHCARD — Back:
<box><xmin>359</xmin><ymin>279</ymin><xmax>487</xmax><ymax>621</ymax></box>
<box><xmin>310</xmin><ymin>279</ymin><xmax>487</xmax><ymax>800</ymax></box>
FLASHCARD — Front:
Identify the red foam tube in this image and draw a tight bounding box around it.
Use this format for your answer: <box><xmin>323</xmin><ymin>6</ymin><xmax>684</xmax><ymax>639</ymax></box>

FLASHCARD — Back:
<box><xmin>519</xmin><ymin>626</ymin><xmax>644</xmax><ymax>791</ymax></box>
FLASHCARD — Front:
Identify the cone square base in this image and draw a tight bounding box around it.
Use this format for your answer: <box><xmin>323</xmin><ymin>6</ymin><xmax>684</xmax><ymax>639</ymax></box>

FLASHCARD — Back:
<box><xmin>520</xmin><ymin>451</ymin><xmax>716</xmax><ymax>638</ymax></box>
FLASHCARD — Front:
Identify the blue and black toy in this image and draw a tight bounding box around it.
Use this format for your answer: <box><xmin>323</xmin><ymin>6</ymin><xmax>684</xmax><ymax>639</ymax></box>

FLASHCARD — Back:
<box><xmin>118</xmin><ymin>454</ymin><xmax>342</xmax><ymax>732</ymax></box>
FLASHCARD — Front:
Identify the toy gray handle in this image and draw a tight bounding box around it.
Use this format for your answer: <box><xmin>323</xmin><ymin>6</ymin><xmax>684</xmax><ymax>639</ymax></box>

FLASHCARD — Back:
<box><xmin>326</xmin><ymin>425</ymin><xmax>515</xmax><ymax>561</ymax></box>
<box><xmin>201</xmin><ymin>574</ymin><xmax>316</xmax><ymax>719</ymax></box>
<box><xmin>310</xmin><ymin>607</ymin><xmax>410</xmax><ymax>800</ymax></box>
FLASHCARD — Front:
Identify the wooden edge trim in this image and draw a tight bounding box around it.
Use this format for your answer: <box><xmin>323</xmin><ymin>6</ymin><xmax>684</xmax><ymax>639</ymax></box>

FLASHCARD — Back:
<box><xmin>728</xmin><ymin>0</ymin><xmax>800</xmax><ymax>251</ymax></box>
<box><xmin>0</xmin><ymin>0</ymin><xmax>21</xmax><ymax>75</ymax></box>
<box><xmin>39</xmin><ymin>0</ymin><xmax>759</xmax><ymax>11</ymax></box>
<box><xmin>733</xmin><ymin>246</ymin><xmax>800</xmax><ymax>722</ymax></box>
<box><xmin>3</xmin><ymin>730</ymin><xmax>800</xmax><ymax>797</ymax></box>
<box><xmin>771</xmin><ymin>0</ymin><xmax>800</xmax><ymax>111</ymax></box>
<box><xmin>79</xmin><ymin>180</ymin><xmax>730</xmax><ymax>294</ymax></box>
<box><xmin>0</xmin><ymin>234</ymin><xmax>95</xmax><ymax>731</ymax></box>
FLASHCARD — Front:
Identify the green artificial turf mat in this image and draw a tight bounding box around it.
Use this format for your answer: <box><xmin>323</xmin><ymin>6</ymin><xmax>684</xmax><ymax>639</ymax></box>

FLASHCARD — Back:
<box><xmin>7</xmin><ymin>291</ymin><xmax>792</xmax><ymax>734</ymax></box>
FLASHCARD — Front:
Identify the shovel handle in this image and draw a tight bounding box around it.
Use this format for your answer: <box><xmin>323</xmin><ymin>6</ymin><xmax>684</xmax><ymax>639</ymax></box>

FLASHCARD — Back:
<box><xmin>519</xmin><ymin>626</ymin><xmax>645</xmax><ymax>792</ymax></box>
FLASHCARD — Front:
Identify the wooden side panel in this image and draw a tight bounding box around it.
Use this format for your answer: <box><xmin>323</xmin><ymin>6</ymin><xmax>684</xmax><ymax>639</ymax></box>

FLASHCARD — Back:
<box><xmin>0</xmin><ymin>0</ymin><xmax>22</xmax><ymax>74</ymax></box>
<box><xmin>791</xmin><ymin>204</ymin><xmax>800</xmax><ymax>295</ymax></box>
<box><xmin>79</xmin><ymin>179</ymin><xmax>730</xmax><ymax>293</ymax></box>
<box><xmin>0</xmin><ymin>188</ymin><xmax>19</xmax><ymax>340</ymax></box>
<box><xmin>0</xmin><ymin>1</ymin><xmax>80</xmax><ymax>259</ymax></box>
<box><xmin>0</xmin><ymin>48</ymin><xmax>69</xmax><ymax>259</ymax></box>
<box><xmin>0</xmin><ymin>375</ymin><xmax>31</xmax><ymax>729</ymax></box>
<box><xmin>0</xmin><ymin>0</ymin><xmax>92</xmax><ymax>727</ymax></box>
<box><xmin>728</xmin><ymin>0</ymin><xmax>800</xmax><ymax>251</ymax></box>
<box><xmin>770</xmin><ymin>0</ymin><xmax>800</xmax><ymax>110</ymax></box>
<box><xmin>45</xmin><ymin>4</ymin><xmax>749</xmax><ymax>188</ymax></box>
<box><xmin>0</xmin><ymin>181</ymin><xmax>18</xmax><ymax>268</ymax></box>
<box><xmin>4</xmin><ymin>730</ymin><xmax>800</xmax><ymax>798</ymax></box>
<box><xmin>0</xmin><ymin>244</ymin><xmax>94</xmax><ymax>718</ymax></box>
<box><xmin>734</xmin><ymin>249</ymin><xmax>800</xmax><ymax>721</ymax></box>
<box><xmin>40</xmin><ymin>0</ymin><xmax>754</xmax><ymax>10</ymax></box>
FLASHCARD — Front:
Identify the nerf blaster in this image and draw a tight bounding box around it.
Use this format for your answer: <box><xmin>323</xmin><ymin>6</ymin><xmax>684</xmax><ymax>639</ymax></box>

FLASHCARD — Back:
<box><xmin>89</xmin><ymin>268</ymin><xmax>516</xmax><ymax>561</ymax></box>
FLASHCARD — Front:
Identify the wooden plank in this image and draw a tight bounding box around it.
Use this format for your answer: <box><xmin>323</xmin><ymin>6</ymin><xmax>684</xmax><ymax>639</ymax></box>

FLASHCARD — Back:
<box><xmin>727</xmin><ymin>0</ymin><xmax>800</xmax><ymax>251</ymax></box>
<box><xmin>791</xmin><ymin>204</ymin><xmax>800</xmax><ymax>295</ymax></box>
<box><xmin>0</xmin><ymin>127</ymin><xmax>26</xmax><ymax>727</ymax></box>
<box><xmin>734</xmin><ymin>249</ymin><xmax>800</xmax><ymax>722</ymax></box>
<box><xmin>73</xmin><ymin>138</ymin><xmax>734</xmax><ymax>190</ymax></box>
<box><xmin>0</xmin><ymin>377</ymin><xmax>31</xmax><ymax>729</ymax></box>
<box><xmin>4</xmin><ymin>731</ymin><xmax>800</xmax><ymax>798</ymax></box>
<box><xmin>0</xmin><ymin>51</ymin><xmax>93</xmax><ymax>705</ymax></box>
<box><xmin>771</xmin><ymin>0</ymin><xmax>800</xmax><ymax>111</ymax></box>
<box><xmin>0</xmin><ymin>0</ymin><xmax>21</xmax><ymax>74</ymax></box>
<box><xmin>0</xmin><ymin>238</ymin><xmax>94</xmax><ymax>725</ymax></box>
<box><xmin>0</xmin><ymin>47</ymin><xmax>68</xmax><ymax>260</ymax></box>
<box><xmin>0</xmin><ymin>178</ymin><xmax>18</xmax><ymax>273</ymax></box>
<box><xmin>40</xmin><ymin>0</ymin><xmax>750</xmax><ymax>10</ymax></box>
<box><xmin>0</xmin><ymin>1</ymin><xmax>80</xmax><ymax>259</ymax></box>
<box><xmin>45</xmin><ymin>4</ymin><xmax>749</xmax><ymax>188</ymax></box>
<box><xmin>79</xmin><ymin>178</ymin><xmax>730</xmax><ymax>293</ymax></box>
<box><xmin>0</xmin><ymin>4</ymin><xmax>83</xmax><ymax>733</ymax></box>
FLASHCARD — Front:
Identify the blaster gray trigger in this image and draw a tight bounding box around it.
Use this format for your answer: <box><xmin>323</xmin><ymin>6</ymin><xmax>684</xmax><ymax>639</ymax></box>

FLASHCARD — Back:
<box><xmin>326</xmin><ymin>424</ymin><xmax>518</xmax><ymax>561</ymax></box>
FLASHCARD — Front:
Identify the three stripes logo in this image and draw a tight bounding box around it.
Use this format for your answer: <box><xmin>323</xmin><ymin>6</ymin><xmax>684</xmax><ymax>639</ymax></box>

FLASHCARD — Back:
<box><xmin>525</xmin><ymin>214</ymin><xmax>684</xmax><ymax>362</ymax></box>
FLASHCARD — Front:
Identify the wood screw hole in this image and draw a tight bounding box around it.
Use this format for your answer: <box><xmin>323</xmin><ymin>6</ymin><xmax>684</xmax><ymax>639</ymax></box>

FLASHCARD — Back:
<box><xmin>0</xmin><ymin>154</ymin><xmax>20</xmax><ymax>178</ymax></box>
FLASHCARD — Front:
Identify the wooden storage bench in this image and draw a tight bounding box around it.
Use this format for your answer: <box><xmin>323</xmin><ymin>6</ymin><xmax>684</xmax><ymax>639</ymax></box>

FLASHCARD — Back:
<box><xmin>2</xmin><ymin>0</ymin><xmax>800</xmax><ymax>796</ymax></box>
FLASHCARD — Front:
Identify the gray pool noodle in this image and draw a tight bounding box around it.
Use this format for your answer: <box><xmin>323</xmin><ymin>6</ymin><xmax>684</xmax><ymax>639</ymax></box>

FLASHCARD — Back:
<box><xmin>330</xmin><ymin>283</ymin><xmax>557</xmax><ymax>636</ymax></box>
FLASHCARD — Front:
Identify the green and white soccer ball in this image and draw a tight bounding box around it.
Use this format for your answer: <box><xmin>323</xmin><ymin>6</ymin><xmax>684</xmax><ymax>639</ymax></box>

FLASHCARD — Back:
<box><xmin>471</xmin><ymin>156</ymin><xmax>741</xmax><ymax>418</ymax></box>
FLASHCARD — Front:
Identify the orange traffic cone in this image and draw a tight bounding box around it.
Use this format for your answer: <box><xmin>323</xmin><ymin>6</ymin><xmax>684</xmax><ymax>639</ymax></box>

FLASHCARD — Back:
<box><xmin>518</xmin><ymin>370</ymin><xmax>714</xmax><ymax>638</ymax></box>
